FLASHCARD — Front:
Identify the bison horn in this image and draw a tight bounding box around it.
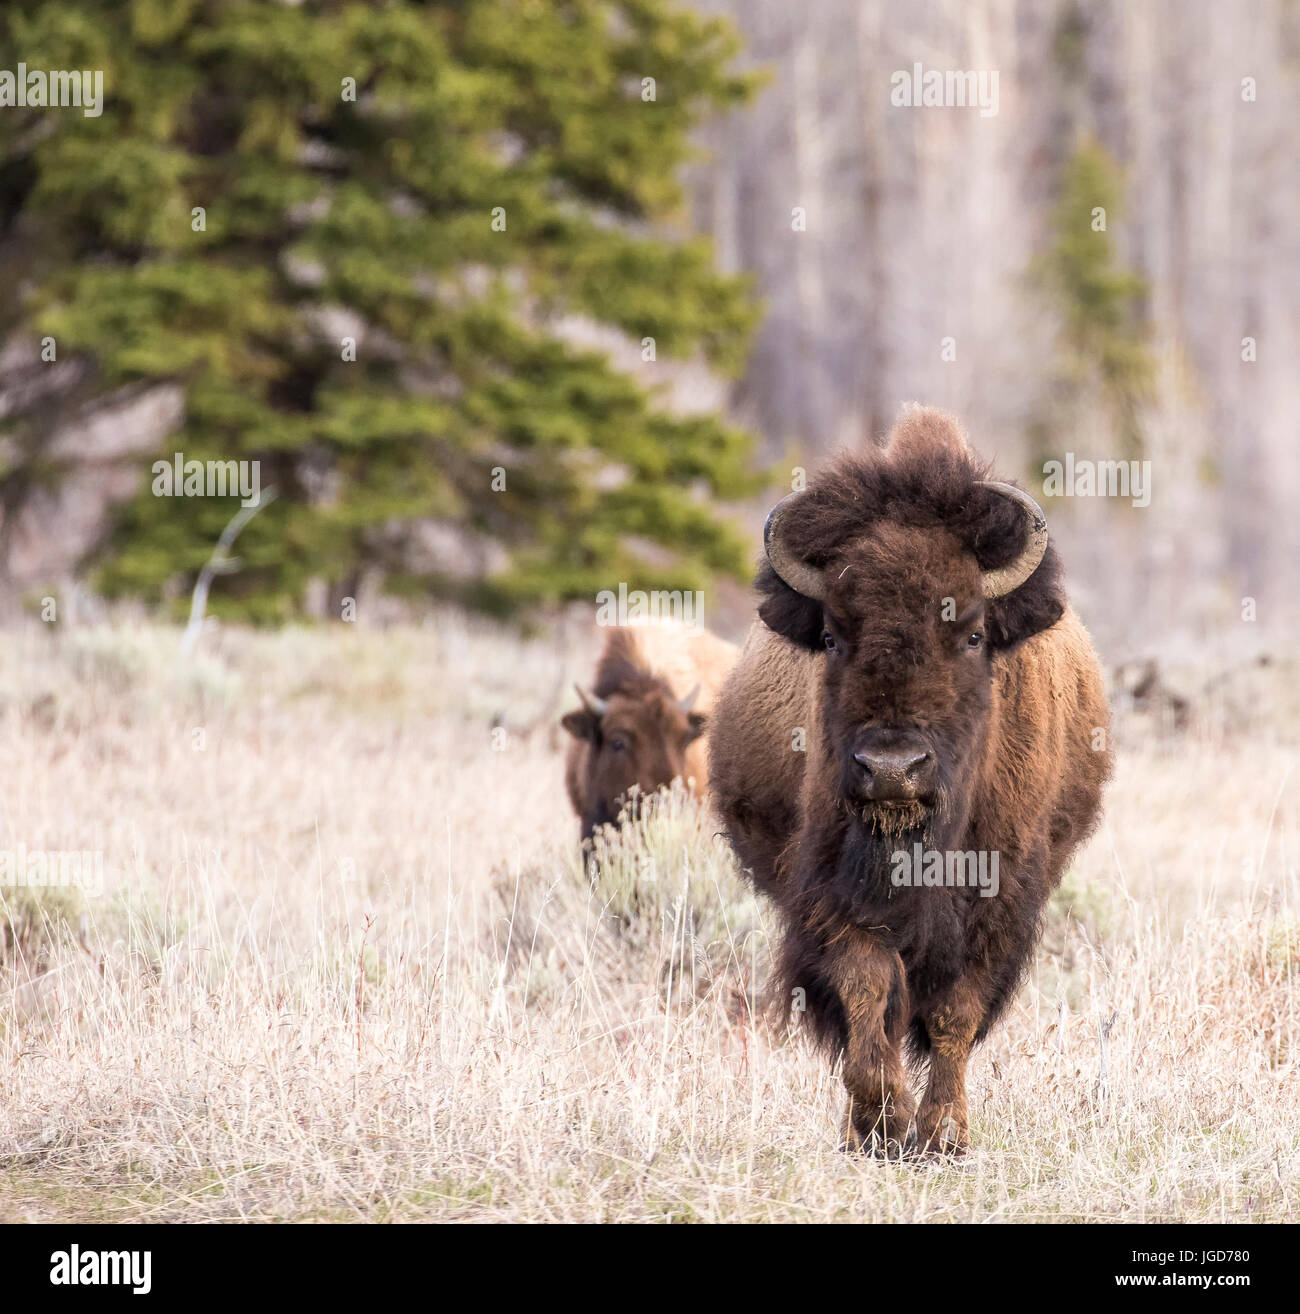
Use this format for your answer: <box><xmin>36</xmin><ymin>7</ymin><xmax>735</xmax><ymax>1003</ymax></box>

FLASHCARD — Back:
<box><xmin>976</xmin><ymin>481</ymin><xmax>1049</xmax><ymax>598</ymax></box>
<box><xmin>678</xmin><ymin>684</ymin><xmax>701</xmax><ymax>715</ymax></box>
<box><xmin>574</xmin><ymin>684</ymin><xmax>608</xmax><ymax>718</ymax></box>
<box><xmin>763</xmin><ymin>493</ymin><xmax>827</xmax><ymax>601</ymax></box>
<box><xmin>764</xmin><ymin>483</ymin><xmax>1047</xmax><ymax>604</ymax></box>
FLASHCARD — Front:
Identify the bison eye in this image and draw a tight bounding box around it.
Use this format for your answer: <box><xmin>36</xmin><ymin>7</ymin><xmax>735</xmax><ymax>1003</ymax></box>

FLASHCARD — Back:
<box><xmin>966</xmin><ymin>632</ymin><xmax>984</xmax><ymax>651</ymax></box>
<box><xmin>609</xmin><ymin>736</ymin><xmax>628</xmax><ymax>753</ymax></box>
<box><xmin>822</xmin><ymin>631</ymin><xmax>837</xmax><ymax>652</ymax></box>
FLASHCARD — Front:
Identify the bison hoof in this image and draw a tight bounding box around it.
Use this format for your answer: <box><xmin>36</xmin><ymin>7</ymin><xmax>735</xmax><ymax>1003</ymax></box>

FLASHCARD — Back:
<box><xmin>840</xmin><ymin>1113</ymin><xmax>918</xmax><ymax>1159</ymax></box>
<box><xmin>916</xmin><ymin>1114</ymin><xmax>969</xmax><ymax>1157</ymax></box>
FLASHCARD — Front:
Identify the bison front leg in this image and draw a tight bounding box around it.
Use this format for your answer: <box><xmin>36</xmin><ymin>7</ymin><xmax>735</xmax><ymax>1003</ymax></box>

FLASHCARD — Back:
<box><xmin>915</xmin><ymin>977</ymin><xmax>986</xmax><ymax>1156</ymax></box>
<box><xmin>827</xmin><ymin>937</ymin><xmax>915</xmax><ymax>1157</ymax></box>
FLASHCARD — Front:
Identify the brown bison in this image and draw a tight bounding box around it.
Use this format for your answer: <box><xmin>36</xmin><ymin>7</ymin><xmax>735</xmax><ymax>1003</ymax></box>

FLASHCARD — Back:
<box><xmin>709</xmin><ymin>405</ymin><xmax>1111</xmax><ymax>1155</ymax></box>
<box><xmin>563</xmin><ymin>623</ymin><xmax>738</xmax><ymax>842</ymax></box>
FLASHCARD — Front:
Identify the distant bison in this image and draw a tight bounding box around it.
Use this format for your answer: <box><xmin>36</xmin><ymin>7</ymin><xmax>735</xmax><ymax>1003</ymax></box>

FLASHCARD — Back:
<box><xmin>709</xmin><ymin>405</ymin><xmax>1111</xmax><ymax>1155</ymax></box>
<box><xmin>563</xmin><ymin>623</ymin><xmax>738</xmax><ymax>842</ymax></box>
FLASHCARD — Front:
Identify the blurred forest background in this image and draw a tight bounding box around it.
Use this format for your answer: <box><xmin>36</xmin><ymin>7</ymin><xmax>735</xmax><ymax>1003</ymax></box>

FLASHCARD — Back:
<box><xmin>1</xmin><ymin>0</ymin><xmax>1297</xmax><ymax>658</ymax></box>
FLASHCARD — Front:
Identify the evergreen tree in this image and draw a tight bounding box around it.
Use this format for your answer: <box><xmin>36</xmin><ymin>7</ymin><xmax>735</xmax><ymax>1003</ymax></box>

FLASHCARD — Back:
<box><xmin>0</xmin><ymin>0</ymin><xmax>762</xmax><ymax>620</ymax></box>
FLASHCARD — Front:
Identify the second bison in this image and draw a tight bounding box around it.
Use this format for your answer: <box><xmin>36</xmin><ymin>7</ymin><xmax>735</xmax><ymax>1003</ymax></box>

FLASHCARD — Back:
<box><xmin>709</xmin><ymin>405</ymin><xmax>1111</xmax><ymax>1155</ymax></box>
<box><xmin>563</xmin><ymin>622</ymin><xmax>737</xmax><ymax>842</ymax></box>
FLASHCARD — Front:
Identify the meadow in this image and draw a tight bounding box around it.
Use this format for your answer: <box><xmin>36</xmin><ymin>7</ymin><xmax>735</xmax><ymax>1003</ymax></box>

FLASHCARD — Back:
<box><xmin>0</xmin><ymin>617</ymin><xmax>1295</xmax><ymax>1222</ymax></box>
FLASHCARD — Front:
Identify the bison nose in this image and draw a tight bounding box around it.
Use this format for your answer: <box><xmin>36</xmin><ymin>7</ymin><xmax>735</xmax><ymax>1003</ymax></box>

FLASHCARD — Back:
<box><xmin>852</xmin><ymin>748</ymin><xmax>934</xmax><ymax>800</ymax></box>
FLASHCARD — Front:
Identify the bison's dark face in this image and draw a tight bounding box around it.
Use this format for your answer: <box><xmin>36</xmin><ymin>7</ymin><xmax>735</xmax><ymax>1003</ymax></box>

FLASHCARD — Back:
<box><xmin>755</xmin><ymin>443</ymin><xmax>1067</xmax><ymax>889</ymax></box>
<box><xmin>562</xmin><ymin>683</ymin><xmax>706</xmax><ymax>843</ymax></box>
<box><xmin>816</xmin><ymin>521</ymin><xmax>992</xmax><ymax>844</ymax></box>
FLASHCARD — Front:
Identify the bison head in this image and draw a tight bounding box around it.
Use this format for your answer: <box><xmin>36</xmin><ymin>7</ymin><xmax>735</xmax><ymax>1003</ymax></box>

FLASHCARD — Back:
<box><xmin>756</xmin><ymin>407</ymin><xmax>1065</xmax><ymax>868</ymax></box>
<box><xmin>562</xmin><ymin>679</ymin><xmax>705</xmax><ymax>842</ymax></box>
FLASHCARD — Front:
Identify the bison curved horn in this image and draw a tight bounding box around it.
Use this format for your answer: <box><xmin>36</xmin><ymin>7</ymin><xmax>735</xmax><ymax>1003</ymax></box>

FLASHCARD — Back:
<box><xmin>574</xmin><ymin>684</ymin><xmax>608</xmax><ymax>718</ymax></box>
<box><xmin>977</xmin><ymin>481</ymin><xmax>1049</xmax><ymax>598</ymax></box>
<box><xmin>763</xmin><ymin>493</ymin><xmax>827</xmax><ymax>601</ymax></box>
<box><xmin>678</xmin><ymin>684</ymin><xmax>701</xmax><ymax>715</ymax></box>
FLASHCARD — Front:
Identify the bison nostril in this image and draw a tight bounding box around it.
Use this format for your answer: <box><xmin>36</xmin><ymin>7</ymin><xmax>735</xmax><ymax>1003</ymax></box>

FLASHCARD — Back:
<box><xmin>903</xmin><ymin>750</ymin><xmax>930</xmax><ymax>779</ymax></box>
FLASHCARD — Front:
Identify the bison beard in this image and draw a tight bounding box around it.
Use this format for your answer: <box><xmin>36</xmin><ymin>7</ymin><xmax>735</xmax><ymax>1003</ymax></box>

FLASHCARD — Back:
<box><xmin>709</xmin><ymin>404</ymin><xmax>1112</xmax><ymax>1157</ymax></box>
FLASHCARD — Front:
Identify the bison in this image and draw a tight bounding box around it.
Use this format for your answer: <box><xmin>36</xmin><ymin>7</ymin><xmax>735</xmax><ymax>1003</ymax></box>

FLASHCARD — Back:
<box><xmin>562</xmin><ymin>622</ymin><xmax>738</xmax><ymax>842</ymax></box>
<box><xmin>709</xmin><ymin>405</ymin><xmax>1111</xmax><ymax>1155</ymax></box>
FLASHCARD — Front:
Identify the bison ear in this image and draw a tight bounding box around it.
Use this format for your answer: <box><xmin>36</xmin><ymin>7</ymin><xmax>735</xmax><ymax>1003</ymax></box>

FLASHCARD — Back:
<box><xmin>756</xmin><ymin>562</ymin><xmax>825</xmax><ymax>651</ymax></box>
<box><xmin>561</xmin><ymin>709</ymin><xmax>600</xmax><ymax>742</ymax></box>
<box><xmin>684</xmin><ymin>710</ymin><xmax>707</xmax><ymax>745</ymax></box>
<box><xmin>984</xmin><ymin>545</ymin><xmax>1066</xmax><ymax>651</ymax></box>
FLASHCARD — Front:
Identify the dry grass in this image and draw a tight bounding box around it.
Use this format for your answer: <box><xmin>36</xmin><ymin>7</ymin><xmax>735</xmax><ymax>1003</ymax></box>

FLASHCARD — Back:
<box><xmin>0</xmin><ymin>616</ymin><xmax>1296</xmax><ymax>1222</ymax></box>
